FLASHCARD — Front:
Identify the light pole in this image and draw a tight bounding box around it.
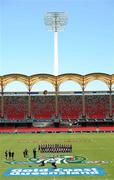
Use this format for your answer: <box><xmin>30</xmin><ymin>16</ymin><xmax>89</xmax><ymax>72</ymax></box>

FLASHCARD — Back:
<box><xmin>44</xmin><ymin>12</ymin><xmax>68</xmax><ymax>76</ymax></box>
<box><xmin>44</xmin><ymin>12</ymin><xmax>68</xmax><ymax>118</ymax></box>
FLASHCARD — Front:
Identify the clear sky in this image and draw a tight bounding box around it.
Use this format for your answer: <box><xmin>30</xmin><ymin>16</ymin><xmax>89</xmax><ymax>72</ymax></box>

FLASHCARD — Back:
<box><xmin>0</xmin><ymin>0</ymin><xmax>114</xmax><ymax>91</ymax></box>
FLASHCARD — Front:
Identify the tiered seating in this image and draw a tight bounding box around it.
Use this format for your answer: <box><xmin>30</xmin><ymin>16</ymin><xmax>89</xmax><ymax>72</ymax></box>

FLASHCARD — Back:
<box><xmin>3</xmin><ymin>96</ymin><xmax>28</xmax><ymax>120</ymax></box>
<box><xmin>85</xmin><ymin>95</ymin><xmax>110</xmax><ymax>118</ymax></box>
<box><xmin>111</xmin><ymin>95</ymin><xmax>114</xmax><ymax>116</ymax></box>
<box><xmin>58</xmin><ymin>96</ymin><xmax>83</xmax><ymax>119</ymax></box>
<box><xmin>0</xmin><ymin>96</ymin><xmax>1</xmax><ymax>117</ymax></box>
<box><xmin>31</xmin><ymin>96</ymin><xmax>55</xmax><ymax>119</ymax></box>
<box><xmin>0</xmin><ymin>94</ymin><xmax>112</xmax><ymax>121</ymax></box>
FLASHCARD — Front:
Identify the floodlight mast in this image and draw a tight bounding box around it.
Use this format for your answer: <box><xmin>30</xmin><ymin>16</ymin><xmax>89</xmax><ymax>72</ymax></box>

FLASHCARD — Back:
<box><xmin>44</xmin><ymin>12</ymin><xmax>68</xmax><ymax>117</ymax></box>
<box><xmin>44</xmin><ymin>12</ymin><xmax>68</xmax><ymax>76</ymax></box>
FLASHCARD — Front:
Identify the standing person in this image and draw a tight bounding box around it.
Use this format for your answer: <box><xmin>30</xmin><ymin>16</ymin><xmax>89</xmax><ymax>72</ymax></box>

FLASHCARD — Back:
<box><xmin>23</xmin><ymin>149</ymin><xmax>26</xmax><ymax>158</ymax></box>
<box><xmin>33</xmin><ymin>148</ymin><xmax>37</xmax><ymax>159</ymax></box>
<box><xmin>8</xmin><ymin>150</ymin><xmax>11</xmax><ymax>160</ymax></box>
<box><xmin>25</xmin><ymin>148</ymin><xmax>28</xmax><ymax>157</ymax></box>
<box><xmin>5</xmin><ymin>150</ymin><xmax>8</xmax><ymax>159</ymax></box>
<box><xmin>23</xmin><ymin>148</ymin><xmax>28</xmax><ymax>158</ymax></box>
<box><xmin>11</xmin><ymin>151</ymin><xmax>14</xmax><ymax>160</ymax></box>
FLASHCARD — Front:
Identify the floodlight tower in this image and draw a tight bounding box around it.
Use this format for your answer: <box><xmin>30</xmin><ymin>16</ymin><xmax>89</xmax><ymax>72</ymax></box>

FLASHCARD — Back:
<box><xmin>44</xmin><ymin>12</ymin><xmax>68</xmax><ymax>76</ymax></box>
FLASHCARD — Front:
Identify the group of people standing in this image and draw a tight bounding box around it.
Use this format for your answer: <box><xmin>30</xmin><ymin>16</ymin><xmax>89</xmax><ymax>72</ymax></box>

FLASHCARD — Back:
<box><xmin>38</xmin><ymin>144</ymin><xmax>72</xmax><ymax>153</ymax></box>
<box><xmin>23</xmin><ymin>148</ymin><xmax>37</xmax><ymax>159</ymax></box>
<box><xmin>23</xmin><ymin>148</ymin><xmax>28</xmax><ymax>158</ymax></box>
<box><xmin>4</xmin><ymin>150</ymin><xmax>14</xmax><ymax>160</ymax></box>
<box><xmin>4</xmin><ymin>148</ymin><xmax>37</xmax><ymax>160</ymax></box>
<box><xmin>4</xmin><ymin>144</ymin><xmax>72</xmax><ymax>163</ymax></box>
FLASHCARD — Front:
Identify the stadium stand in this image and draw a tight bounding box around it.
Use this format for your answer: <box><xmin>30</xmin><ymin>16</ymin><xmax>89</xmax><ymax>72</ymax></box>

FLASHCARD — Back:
<box><xmin>0</xmin><ymin>96</ymin><xmax>1</xmax><ymax>117</ymax></box>
<box><xmin>58</xmin><ymin>95</ymin><xmax>82</xmax><ymax>119</ymax></box>
<box><xmin>85</xmin><ymin>95</ymin><xmax>110</xmax><ymax>118</ymax></box>
<box><xmin>3</xmin><ymin>96</ymin><xmax>28</xmax><ymax>120</ymax></box>
<box><xmin>0</xmin><ymin>94</ymin><xmax>114</xmax><ymax>121</ymax></box>
<box><xmin>112</xmin><ymin>95</ymin><xmax>114</xmax><ymax>117</ymax></box>
<box><xmin>0</xmin><ymin>73</ymin><xmax>114</xmax><ymax>133</ymax></box>
<box><xmin>31</xmin><ymin>96</ymin><xmax>55</xmax><ymax>119</ymax></box>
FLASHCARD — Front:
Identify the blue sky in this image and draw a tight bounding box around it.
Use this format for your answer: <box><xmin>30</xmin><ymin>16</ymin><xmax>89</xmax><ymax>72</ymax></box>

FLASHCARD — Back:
<box><xmin>0</xmin><ymin>0</ymin><xmax>114</xmax><ymax>91</ymax></box>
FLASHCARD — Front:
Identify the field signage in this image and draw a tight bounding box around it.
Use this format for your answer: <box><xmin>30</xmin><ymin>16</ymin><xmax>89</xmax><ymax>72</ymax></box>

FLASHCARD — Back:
<box><xmin>4</xmin><ymin>167</ymin><xmax>105</xmax><ymax>176</ymax></box>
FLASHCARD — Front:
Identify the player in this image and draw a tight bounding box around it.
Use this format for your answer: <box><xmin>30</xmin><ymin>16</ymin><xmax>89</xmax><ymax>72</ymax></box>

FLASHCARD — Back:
<box><xmin>51</xmin><ymin>157</ymin><xmax>57</xmax><ymax>169</ymax></box>
<box><xmin>39</xmin><ymin>156</ymin><xmax>45</xmax><ymax>166</ymax></box>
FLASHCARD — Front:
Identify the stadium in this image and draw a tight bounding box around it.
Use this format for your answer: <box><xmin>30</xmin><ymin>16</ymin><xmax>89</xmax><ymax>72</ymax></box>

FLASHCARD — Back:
<box><xmin>0</xmin><ymin>73</ymin><xmax>114</xmax><ymax>180</ymax></box>
<box><xmin>0</xmin><ymin>0</ymin><xmax>114</xmax><ymax>180</ymax></box>
<box><xmin>0</xmin><ymin>73</ymin><xmax>114</xmax><ymax>133</ymax></box>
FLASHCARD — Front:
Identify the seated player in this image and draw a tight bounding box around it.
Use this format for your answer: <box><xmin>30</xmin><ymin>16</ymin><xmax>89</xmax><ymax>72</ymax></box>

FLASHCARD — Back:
<box><xmin>51</xmin><ymin>157</ymin><xmax>57</xmax><ymax>169</ymax></box>
<box><xmin>39</xmin><ymin>157</ymin><xmax>45</xmax><ymax>166</ymax></box>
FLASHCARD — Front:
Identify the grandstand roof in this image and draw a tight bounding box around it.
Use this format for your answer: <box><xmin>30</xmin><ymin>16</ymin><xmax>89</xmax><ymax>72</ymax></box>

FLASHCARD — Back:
<box><xmin>0</xmin><ymin>73</ymin><xmax>114</xmax><ymax>90</ymax></box>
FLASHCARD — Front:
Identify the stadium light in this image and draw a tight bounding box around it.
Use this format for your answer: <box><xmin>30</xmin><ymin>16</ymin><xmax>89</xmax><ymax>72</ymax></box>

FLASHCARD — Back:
<box><xmin>44</xmin><ymin>12</ymin><xmax>68</xmax><ymax>76</ymax></box>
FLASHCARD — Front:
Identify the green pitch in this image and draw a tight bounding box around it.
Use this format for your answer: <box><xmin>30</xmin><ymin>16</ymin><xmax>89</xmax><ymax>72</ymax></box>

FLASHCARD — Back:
<box><xmin>0</xmin><ymin>133</ymin><xmax>114</xmax><ymax>180</ymax></box>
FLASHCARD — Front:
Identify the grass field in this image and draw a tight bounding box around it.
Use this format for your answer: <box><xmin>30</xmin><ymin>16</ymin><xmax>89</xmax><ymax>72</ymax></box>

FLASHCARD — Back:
<box><xmin>0</xmin><ymin>133</ymin><xmax>114</xmax><ymax>180</ymax></box>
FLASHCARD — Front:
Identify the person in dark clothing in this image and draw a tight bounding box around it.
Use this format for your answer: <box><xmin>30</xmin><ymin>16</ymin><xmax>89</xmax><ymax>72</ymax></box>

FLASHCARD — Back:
<box><xmin>23</xmin><ymin>148</ymin><xmax>28</xmax><ymax>158</ymax></box>
<box><xmin>5</xmin><ymin>150</ymin><xmax>8</xmax><ymax>159</ymax></box>
<box><xmin>23</xmin><ymin>150</ymin><xmax>25</xmax><ymax>158</ymax></box>
<box><xmin>8</xmin><ymin>150</ymin><xmax>12</xmax><ymax>160</ymax></box>
<box><xmin>33</xmin><ymin>148</ymin><xmax>37</xmax><ymax>159</ymax></box>
<box><xmin>11</xmin><ymin>151</ymin><xmax>14</xmax><ymax>160</ymax></box>
<box><xmin>25</xmin><ymin>148</ymin><xmax>28</xmax><ymax>157</ymax></box>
